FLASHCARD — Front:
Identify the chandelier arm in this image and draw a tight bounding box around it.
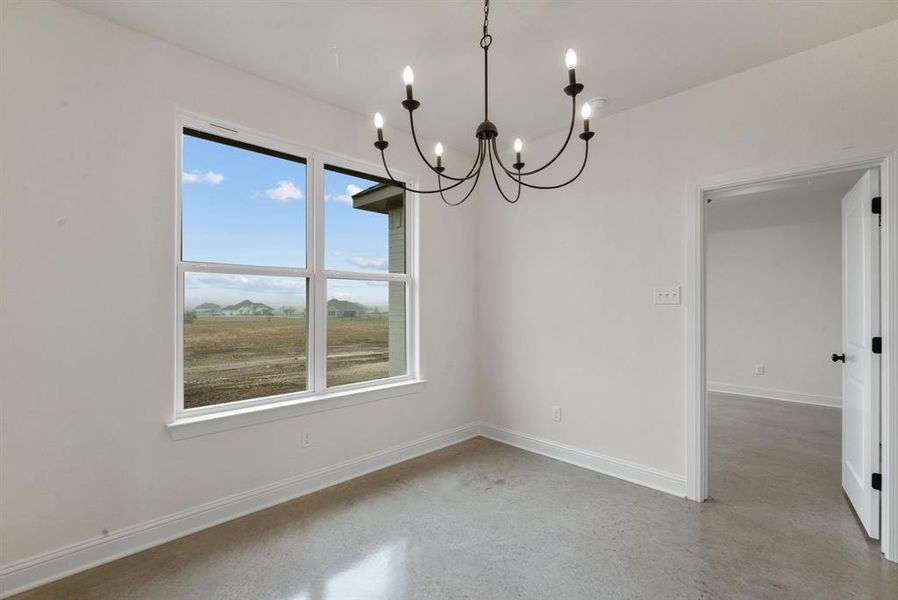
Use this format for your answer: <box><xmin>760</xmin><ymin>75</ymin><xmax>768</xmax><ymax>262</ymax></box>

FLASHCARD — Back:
<box><xmin>378</xmin><ymin>148</ymin><xmax>480</xmax><ymax>195</ymax></box>
<box><xmin>503</xmin><ymin>138</ymin><xmax>590</xmax><ymax>190</ymax></box>
<box><xmin>439</xmin><ymin>145</ymin><xmax>487</xmax><ymax>206</ymax></box>
<box><xmin>490</xmin><ymin>97</ymin><xmax>575</xmax><ymax>179</ymax></box>
<box><xmin>487</xmin><ymin>142</ymin><xmax>522</xmax><ymax>203</ymax></box>
<box><xmin>408</xmin><ymin>111</ymin><xmax>482</xmax><ymax>182</ymax></box>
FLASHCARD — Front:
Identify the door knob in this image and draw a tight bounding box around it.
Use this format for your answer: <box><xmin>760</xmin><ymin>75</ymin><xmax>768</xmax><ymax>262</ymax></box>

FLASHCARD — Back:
<box><xmin>832</xmin><ymin>353</ymin><xmax>846</xmax><ymax>363</ymax></box>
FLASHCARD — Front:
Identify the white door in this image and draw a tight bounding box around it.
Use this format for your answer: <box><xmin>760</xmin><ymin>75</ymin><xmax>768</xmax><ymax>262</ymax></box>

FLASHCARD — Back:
<box><xmin>840</xmin><ymin>169</ymin><xmax>881</xmax><ymax>538</ymax></box>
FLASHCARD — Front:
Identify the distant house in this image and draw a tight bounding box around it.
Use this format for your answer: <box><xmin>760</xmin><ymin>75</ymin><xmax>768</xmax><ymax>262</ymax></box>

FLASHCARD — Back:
<box><xmin>221</xmin><ymin>299</ymin><xmax>274</xmax><ymax>316</ymax></box>
<box><xmin>327</xmin><ymin>298</ymin><xmax>367</xmax><ymax>319</ymax></box>
<box><xmin>194</xmin><ymin>302</ymin><xmax>222</xmax><ymax>315</ymax></box>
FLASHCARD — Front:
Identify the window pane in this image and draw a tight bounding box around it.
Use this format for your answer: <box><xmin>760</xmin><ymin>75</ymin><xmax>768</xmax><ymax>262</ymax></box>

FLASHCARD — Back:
<box><xmin>324</xmin><ymin>166</ymin><xmax>405</xmax><ymax>274</ymax></box>
<box><xmin>182</xmin><ymin>130</ymin><xmax>306</xmax><ymax>268</ymax></box>
<box><xmin>327</xmin><ymin>279</ymin><xmax>406</xmax><ymax>387</ymax></box>
<box><xmin>183</xmin><ymin>272</ymin><xmax>307</xmax><ymax>409</ymax></box>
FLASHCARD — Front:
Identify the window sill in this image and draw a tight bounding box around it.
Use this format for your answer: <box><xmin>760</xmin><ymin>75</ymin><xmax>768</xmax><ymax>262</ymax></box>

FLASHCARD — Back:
<box><xmin>168</xmin><ymin>379</ymin><xmax>427</xmax><ymax>440</ymax></box>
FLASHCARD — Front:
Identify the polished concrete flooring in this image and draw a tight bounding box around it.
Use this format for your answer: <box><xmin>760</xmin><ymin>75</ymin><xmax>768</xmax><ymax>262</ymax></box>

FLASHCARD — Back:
<box><xmin>16</xmin><ymin>394</ymin><xmax>898</xmax><ymax>599</ymax></box>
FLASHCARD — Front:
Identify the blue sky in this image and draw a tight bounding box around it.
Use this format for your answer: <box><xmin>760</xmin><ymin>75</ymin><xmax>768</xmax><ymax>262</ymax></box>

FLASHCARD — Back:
<box><xmin>182</xmin><ymin>134</ymin><xmax>398</xmax><ymax>308</ymax></box>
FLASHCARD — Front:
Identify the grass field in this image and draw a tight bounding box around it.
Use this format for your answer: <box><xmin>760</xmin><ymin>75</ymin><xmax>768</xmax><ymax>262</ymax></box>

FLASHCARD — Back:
<box><xmin>183</xmin><ymin>314</ymin><xmax>390</xmax><ymax>409</ymax></box>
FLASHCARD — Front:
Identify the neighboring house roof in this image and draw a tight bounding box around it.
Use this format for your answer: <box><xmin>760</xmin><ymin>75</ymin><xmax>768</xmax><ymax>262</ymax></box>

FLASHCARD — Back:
<box><xmin>351</xmin><ymin>182</ymin><xmax>404</xmax><ymax>215</ymax></box>
<box><xmin>327</xmin><ymin>298</ymin><xmax>366</xmax><ymax>313</ymax></box>
<box><xmin>221</xmin><ymin>299</ymin><xmax>273</xmax><ymax>312</ymax></box>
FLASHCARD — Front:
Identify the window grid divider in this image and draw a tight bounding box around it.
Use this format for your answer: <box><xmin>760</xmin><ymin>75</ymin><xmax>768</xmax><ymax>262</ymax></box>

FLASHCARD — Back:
<box><xmin>179</xmin><ymin>262</ymin><xmax>312</xmax><ymax>279</ymax></box>
<box><xmin>310</xmin><ymin>155</ymin><xmax>328</xmax><ymax>395</ymax></box>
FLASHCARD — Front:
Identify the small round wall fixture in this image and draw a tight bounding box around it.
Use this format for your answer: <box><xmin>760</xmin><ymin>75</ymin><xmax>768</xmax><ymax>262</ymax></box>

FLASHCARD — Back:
<box><xmin>371</xmin><ymin>0</ymin><xmax>595</xmax><ymax>205</ymax></box>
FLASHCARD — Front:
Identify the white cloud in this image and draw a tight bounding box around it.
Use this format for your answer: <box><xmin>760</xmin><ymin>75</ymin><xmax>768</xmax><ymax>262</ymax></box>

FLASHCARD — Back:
<box><xmin>332</xmin><ymin>183</ymin><xmax>364</xmax><ymax>205</ymax></box>
<box><xmin>182</xmin><ymin>170</ymin><xmax>224</xmax><ymax>185</ymax></box>
<box><xmin>348</xmin><ymin>256</ymin><xmax>388</xmax><ymax>270</ymax></box>
<box><xmin>265</xmin><ymin>180</ymin><xmax>304</xmax><ymax>202</ymax></box>
<box><xmin>185</xmin><ymin>272</ymin><xmax>305</xmax><ymax>295</ymax></box>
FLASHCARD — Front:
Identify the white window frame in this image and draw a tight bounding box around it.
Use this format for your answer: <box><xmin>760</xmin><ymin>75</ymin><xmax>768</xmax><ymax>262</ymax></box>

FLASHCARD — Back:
<box><xmin>169</xmin><ymin>111</ymin><xmax>422</xmax><ymax>439</ymax></box>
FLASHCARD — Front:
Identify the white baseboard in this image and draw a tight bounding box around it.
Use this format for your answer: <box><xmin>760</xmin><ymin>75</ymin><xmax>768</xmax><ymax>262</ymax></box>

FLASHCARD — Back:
<box><xmin>1</xmin><ymin>421</ymin><xmax>689</xmax><ymax>597</ymax></box>
<box><xmin>478</xmin><ymin>423</ymin><xmax>686</xmax><ymax>498</ymax></box>
<box><xmin>707</xmin><ymin>381</ymin><xmax>841</xmax><ymax>408</ymax></box>
<box><xmin>0</xmin><ymin>423</ymin><xmax>479</xmax><ymax>599</ymax></box>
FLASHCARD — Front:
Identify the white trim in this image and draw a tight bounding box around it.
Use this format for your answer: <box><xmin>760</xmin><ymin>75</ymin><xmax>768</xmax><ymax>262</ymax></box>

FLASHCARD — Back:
<box><xmin>323</xmin><ymin>269</ymin><xmax>409</xmax><ymax>282</ymax></box>
<box><xmin>881</xmin><ymin>151</ymin><xmax>898</xmax><ymax>561</ymax></box>
<box><xmin>168</xmin><ymin>379</ymin><xmax>427</xmax><ymax>440</ymax></box>
<box><xmin>180</xmin><ymin>261</ymin><xmax>311</xmax><ymax>279</ymax></box>
<box><xmin>707</xmin><ymin>382</ymin><xmax>841</xmax><ymax>408</ymax></box>
<box><xmin>0</xmin><ymin>422</ymin><xmax>478</xmax><ymax>599</ymax></box>
<box><xmin>685</xmin><ymin>146</ymin><xmax>898</xmax><ymax>562</ymax></box>
<box><xmin>685</xmin><ymin>173</ymin><xmax>707</xmax><ymax>502</ymax></box>
<box><xmin>310</xmin><ymin>154</ymin><xmax>326</xmax><ymax>394</ymax></box>
<box><xmin>478</xmin><ymin>424</ymin><xmax>687</xmax><ymax>498</ymax></box>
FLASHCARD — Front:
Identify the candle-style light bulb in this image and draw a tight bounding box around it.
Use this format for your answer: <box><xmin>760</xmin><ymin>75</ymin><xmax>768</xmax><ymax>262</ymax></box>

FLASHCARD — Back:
<box><xmin>374</xmin><ymin>112</ymin><xmax>384</xmax><ymax>142</ymax></box>
<box><xmin>565</xmin><ymin>48</ymin><xmax>578</xmax><ymax>87</ymax></box>
<box><xmin>513</xmin><ymin>138</ymin><xmax>524</xmax><ymax>170</ymax></box>
<box><xmin>434</xmin><ymin>142</ymin><xmax>444</xmax><ymax>170</ymax></box>
<box><xmin>403</xmin><ymin>66</ymin><xmax>414</xmax><ymax>101</ymax></box>
<box><xmin>581</xmin><ymin>102</ymin><xmax>592</xmax><ymax>136</ymax></box>
<box><xmin>581</xmin><ymin>102</ymin><xmax>592</xmax><ymax>120</ymax></box>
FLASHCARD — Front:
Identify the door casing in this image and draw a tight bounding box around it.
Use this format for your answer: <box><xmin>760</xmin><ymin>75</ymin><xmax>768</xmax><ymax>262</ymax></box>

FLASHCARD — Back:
<box><xmin>685</xmin><ymin>147</ymin><xmax>898</xmax><ymax>562</ymax></box>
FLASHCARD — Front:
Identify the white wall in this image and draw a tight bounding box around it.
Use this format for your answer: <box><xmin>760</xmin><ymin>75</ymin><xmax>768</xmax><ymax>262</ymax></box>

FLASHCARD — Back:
<box><xmin>3</xmin><ymin>0</ymin><xmax>898</xmax><ymax>579</ymax></box>
<box><xmin>476</xmin><ymin>20</ymin><xmax>898</xmax><ymax>477</ymax></box>
<box><xmin>706</xmin><ymin>185</ymin><xmax>845</xmax><ymax>405</ymax></box>
<box><xmin>0</xmin><ymin>1</ymin><xmax>479</xmax><ymax>565</ymax></box>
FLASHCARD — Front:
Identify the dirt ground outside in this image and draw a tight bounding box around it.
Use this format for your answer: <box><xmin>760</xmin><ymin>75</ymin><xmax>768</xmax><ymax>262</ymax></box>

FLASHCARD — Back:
<box><xmin>183</xmin><ymin>314</ymin><xmax>393</xmax><ymax>409</ymax></box>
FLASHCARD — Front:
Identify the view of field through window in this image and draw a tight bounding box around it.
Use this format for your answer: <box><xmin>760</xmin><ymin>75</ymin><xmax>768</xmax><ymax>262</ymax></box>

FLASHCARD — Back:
<box><xmin>181</xmin><ymin>132</ymin><xmax>407</xmax><ymax>410</ymax></box>
<box><xmin>183</xmin><ymin>272</ymin><xmax>308</xmax><ymax>408</ymax></box>
<box><xmin>326</xmin><ymin>279</ymin><xmax>406</xmax><ymax>387</ymax></box>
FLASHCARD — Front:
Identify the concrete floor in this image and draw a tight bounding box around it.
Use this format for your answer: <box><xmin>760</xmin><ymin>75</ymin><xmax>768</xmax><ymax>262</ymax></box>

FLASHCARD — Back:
<box><xmin>15</xmin><ymin>393</ymin><xmax>898</xmax><ymax>599</ymax></box>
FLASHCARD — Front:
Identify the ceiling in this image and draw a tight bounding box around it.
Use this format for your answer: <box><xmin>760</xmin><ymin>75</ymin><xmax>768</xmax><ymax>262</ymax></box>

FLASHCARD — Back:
<box><xmin>706</xmin><ymin>169</ymin><xmax>866</xmax><ymax>231</ymax></box>
<box><xmin>63</xmin><ymin>1</ymin><xmax>898</xmax><ymax>153</ymax></box>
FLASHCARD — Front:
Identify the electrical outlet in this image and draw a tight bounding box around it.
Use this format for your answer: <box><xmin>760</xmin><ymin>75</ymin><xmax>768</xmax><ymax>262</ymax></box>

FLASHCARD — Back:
<box><xmin>754</xmin><ymin>364</ymin><xmax>765</xmax><ymax>376</ymax></box>
<box><xmin>301</xmin><ymin>432</ymin><xmax>312</xmax><ymax>448</ymax></box>
<box><xmin>552</xmin><ymin>406</ymin><xmax>562</xmax><ymax>422</ymax></box>
<box><xmin>653</xmin><ymin>286</ymin><xmax>681</xmax><ymax>305</ymax></box>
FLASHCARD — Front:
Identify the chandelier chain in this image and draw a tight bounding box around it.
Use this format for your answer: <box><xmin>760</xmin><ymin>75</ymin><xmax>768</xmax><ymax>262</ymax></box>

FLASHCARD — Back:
<box><xmin>480</xmin><ymin>0</ymin><xmax>492</xmax><ymax>49</ymax></box>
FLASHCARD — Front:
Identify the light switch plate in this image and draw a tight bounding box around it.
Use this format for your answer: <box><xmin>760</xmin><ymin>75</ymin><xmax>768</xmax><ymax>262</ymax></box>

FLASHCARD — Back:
<box><xmin>653</xmin><ymin>286</ymin><xmax>681</xmax><ymax>305</ymax></box>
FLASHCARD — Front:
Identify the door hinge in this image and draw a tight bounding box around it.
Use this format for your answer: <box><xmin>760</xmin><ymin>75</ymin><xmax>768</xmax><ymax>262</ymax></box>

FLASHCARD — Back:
<box><xmin>872</xmin><ymin>473</ymin><xmax>882</xmax><ymax>491</ymax></box>
<box><xmin>872</xmin><ymin>337</ymin><xmax>882</xmax><ymax>354</ymax></box>
<box><xmin>872</xmin><ymin>196</ymin><xmax>882</xmax><ymax>226</ymax></box>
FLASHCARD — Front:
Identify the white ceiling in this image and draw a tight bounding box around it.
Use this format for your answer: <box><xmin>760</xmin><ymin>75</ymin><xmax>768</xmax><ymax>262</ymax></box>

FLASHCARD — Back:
<box><xmin>63</xmin><ymin>0</ymin><xmax>898</xmax><ymax>153</ymax></box>
<box><xmin>705</xmin><ymin>169</ymin><xmax>866</xmax><ymax>232</ymax></box>
<box><xmin>706</xmin><ymin>169</ymin><xmax>867</xmax><ymax>205</ymax></box>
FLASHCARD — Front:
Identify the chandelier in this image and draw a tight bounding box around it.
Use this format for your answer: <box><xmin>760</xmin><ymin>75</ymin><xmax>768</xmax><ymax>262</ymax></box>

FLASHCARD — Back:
<box><xmin>372</xmin><ymin>0</ymin><xmax>594</xmax><ymax>205</ymax></box>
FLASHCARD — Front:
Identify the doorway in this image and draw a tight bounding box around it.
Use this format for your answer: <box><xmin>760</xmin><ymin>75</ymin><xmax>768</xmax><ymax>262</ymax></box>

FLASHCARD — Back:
<box><xmin>685</xmin><ymin>150</ymin><xmax>898</xmax><ymax>562</ymax></box>
<box><xmin>705</xmin><ymin>169</ymin><xmax>877</xmax><ymax>545</ymax></box>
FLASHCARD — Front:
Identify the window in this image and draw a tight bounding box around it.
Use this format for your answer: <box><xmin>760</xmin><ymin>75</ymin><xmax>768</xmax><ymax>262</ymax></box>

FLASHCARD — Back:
<box><xmin>178</xmin><ymin>120</ymin><xmax>415</xmax><ymax>416</ymax></box>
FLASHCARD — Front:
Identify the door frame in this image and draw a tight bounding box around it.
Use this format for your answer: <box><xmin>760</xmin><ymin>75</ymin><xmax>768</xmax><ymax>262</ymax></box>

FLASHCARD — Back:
<box><xmin>685</xmin><ymin>147</ymin><xmax>898</xmax><ymax>562</ymax></box>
